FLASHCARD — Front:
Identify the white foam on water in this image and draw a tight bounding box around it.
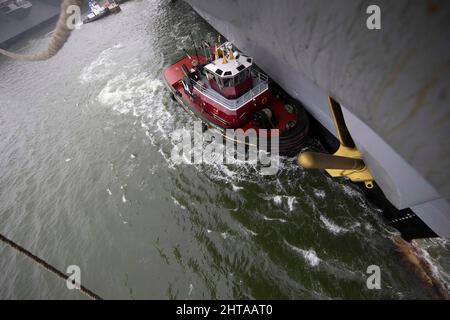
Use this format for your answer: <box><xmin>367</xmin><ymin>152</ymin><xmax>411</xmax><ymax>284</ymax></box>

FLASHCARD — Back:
<box><xmin>319</xmin><ymin>215</ymin><xmax>349</xmax><ymax>235</ymax></box>
<box><xmin>313</xmin><ymin>188</ymin><xmax>326</xmax><ymax>199</ymax></box>
<box><xmin>414</xmin><ymin>241</ymin><xmax>450</xmax><ymax>289</ymax></box>
<box><xmin>414</xmin><ymin>239</ymin><xmax>450</xmax><ymax>290</ymax></box>
<box><xmin>231</xmin><ymin>184</ymin><xmax>243</xmax><ymax>191</ymax></box>
<box><xmin>140</xmin><ymin>122</ymin><xmax>150</xmax><ymax>131</ymax></box>
<box><xmin>171</xmin><ymin>196</ymin><xmax>186</xmax><ymax>210</ymax></box>
<box><xmin>241</xmin><ymin>226</ymin><xmax>258</xmax><ymax>237</ymax></box>
<box><xmin>170</xmin><ymin>22</ymin><xmax>192</xmax><ymax>51</ymax></box>
<box><xmin>65</xmin><ymin>158</ymin><xmax>71</xmax><ymax>162</ymax></box>
<box><xmin>202</xmin><ymin>162</ymin><xmax>256</xmax><ymax>188</ymax></box>
<box><xmin>286</xmin><ymin>196</ymin><xmax>296</xmax><ymax>211</ymax></box>
<box><xmin>272</xmin><ymin>196</ymin><xmax>282</xmax><ymax>206</ymax></box>
<box><xmin>79</xmin><ymin>44</ymin><xmax>123</xmax><ymax>83</ymax></box>
<box><xmin>218</xmin><ymin>165</ymin><xmax>238</xmax><ymax>180</ymax></box>
<box><xmin>418</xmin><ymin>247</ymin><xmax>441</xmax><ymax>279</ymax></box>
<box><xmin>352</xmin><ymin>222</ymin><xmax>361</xmax><ymax>227</ymax></box>
<box><xmin>118</xmin><ymin>212</ymin><xmax>128</xmax><ymax>225</ymax></box>
<box><xmin>96</xmin><ymin>67</ymin><xmax>184</xmax><ymax>169</ymax></box>
<box><xmin>348</xmin><ymin>221</ymin><xmax>362</xmax><ymax>232</ymax></box>
<box><xmin>168</xmin><ymin>129</ymin><xmax>288</xmax><ymax>190</ymax></box>
<box><xmin>106</xmin><ymin>188</ymin><xmax>112</xmax><ymax>196</ymax></box>
<box><xmin>341</xmin><ymin>184</ymin><xmax>361</xmax><ymax>198</ymax></box>
<box><xmin>339</xmin><ymin>183</ymin><xmax>376</xmax><ymax>213</ymax></box>
<box><xmin>421</xmin><ymin>238</ymin><xmax>449</xmax><ymax>250</ymax></box>
<box><xmin>263</xmin><ymin>195</ymin><xmax>296</xmax><ymax>212</ymax></box>
<box><xmin>262</xmin><ymin>215</ymin><xmax>287</xmax><ymax>223</ymax></box>
<box><xmin>285</xmin><ymin>241</ymin><xmax>321</xmax><ymax>267</ymax></box>
<box><xmin>300</xmin><ymin>249</ymin><xmax>321</xmax><ymax>267</ymax></box>
<box><xmin>98</xmin><ymin>73</ymin><xmax>163</xmax><ymax>115</ymax></box>
<box><xmin>159</xmin><ymin>147</ymin><xmax>176</xmax><ymax>170</ymax></box>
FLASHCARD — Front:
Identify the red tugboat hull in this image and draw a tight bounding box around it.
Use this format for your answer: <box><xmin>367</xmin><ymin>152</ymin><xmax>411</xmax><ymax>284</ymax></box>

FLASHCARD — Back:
<box><xmin>163</xmin><ymin>55</ymin><xmax>309</xmax><ymax>157</ymax></box>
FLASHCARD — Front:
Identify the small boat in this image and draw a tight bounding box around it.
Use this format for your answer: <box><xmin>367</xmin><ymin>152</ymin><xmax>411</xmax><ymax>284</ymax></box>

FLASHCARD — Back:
<box><xmin>82</xmin><ymin>0</ymin><xmax>110</xmax><ymax>24</ymax></box>
<box><xmin>104</xmin><ymin>0</ymin><xmax>121</xmax><ymax>14</ymax></box>
<box><xmin>163</xmin><ymin>41</ymin><xmax>309</xmax><ymax>156</ymax></box>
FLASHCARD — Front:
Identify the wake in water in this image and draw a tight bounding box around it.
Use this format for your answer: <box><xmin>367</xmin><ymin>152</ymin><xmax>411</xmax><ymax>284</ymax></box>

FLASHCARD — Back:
<box><xmin>284</xmin><ymin>240</ymin><xmax>321</xmax><ymax>267</ymax></box>
<box><xmin>79</xmin><ymin>44</ymin><xmax>124</xmax><ymax>83</ymax></box>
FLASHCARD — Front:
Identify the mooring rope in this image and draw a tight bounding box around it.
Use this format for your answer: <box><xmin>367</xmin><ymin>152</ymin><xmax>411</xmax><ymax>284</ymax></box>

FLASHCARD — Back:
<box><xmin>0</xmin><ymin>0</ymin><xmax>84</xmax><ymax>61</ymax></box>
<box><xmin>0</xmin><ymin>233</ymin><xmax>102</xmax><ymax>300</ymax></box>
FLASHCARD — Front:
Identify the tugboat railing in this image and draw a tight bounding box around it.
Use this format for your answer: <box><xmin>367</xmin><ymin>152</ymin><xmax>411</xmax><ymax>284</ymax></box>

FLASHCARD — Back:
<box><xmin>192</xmin><ymin>69</ymin><xmax>269</xmax><ymax>110</ymax></box>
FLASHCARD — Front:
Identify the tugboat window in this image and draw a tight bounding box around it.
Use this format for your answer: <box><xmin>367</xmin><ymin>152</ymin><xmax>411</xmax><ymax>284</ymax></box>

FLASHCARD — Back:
<box><xmin>223</xmin><ymin>78</ymin><xmax>234</xmax><ymax>87</ymax></box>
<box><xmin>206</xmin><ymin>70</ymin><xmax>214</xmax><ymax>80</ymax></box>
<box><xmin>215</xmin><ymin>75</ymin><xmax>224</xmax><ymax>87</ymax></box>
<box><xmin>236</xmin><ymin>72</ymin><xmax>245</xmax><ymax>84</ymax></box>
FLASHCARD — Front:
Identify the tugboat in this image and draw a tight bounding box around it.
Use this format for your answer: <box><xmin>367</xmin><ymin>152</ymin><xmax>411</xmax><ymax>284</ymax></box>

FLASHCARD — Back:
<box><xmin>163</xmin><ymin>41</ymin><xmax>309</xmax><ymax>156</ymax></box>
<box><xmin>82</xmin><ymin>0</ymin><xmax>121</xmax><ymax>24</ymax></box>
<box><xmin>82</xmin><ymin>0</ymin><xmax>110</xmax><ymax>24</ymax></box>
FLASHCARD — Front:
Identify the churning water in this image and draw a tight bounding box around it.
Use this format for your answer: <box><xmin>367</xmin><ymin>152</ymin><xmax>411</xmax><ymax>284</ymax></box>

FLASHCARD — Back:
<box><xmin>0</xmin><ymin>0</ymin><xmax>449</xmax><ymax>299</ymax></box>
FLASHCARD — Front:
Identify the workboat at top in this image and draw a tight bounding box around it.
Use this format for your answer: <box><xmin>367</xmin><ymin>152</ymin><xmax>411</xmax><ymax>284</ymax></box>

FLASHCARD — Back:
<box><xmin>83</xmin><ymin>0</ymin><xmax>109</xmax><ymax>24</ymax></box>
<box><xmin>83</xmin><ymin>0</ymin><xmax>121</xmax><ymax>24</ymax></box>
<box><xmin>163</xmin><ymin>41</ymin><xmax>309</xmax><ymax>156</ymax></box>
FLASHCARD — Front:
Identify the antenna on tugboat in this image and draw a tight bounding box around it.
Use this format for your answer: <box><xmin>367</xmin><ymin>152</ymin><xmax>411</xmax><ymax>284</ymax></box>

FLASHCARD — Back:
<box><xmin>202</xmin><ymin>40</ymin><xmax>212</xmax><ymax>61</ymax></box>
<box><xmin>189</xmin><ymin>33</ymin><xmax>199</xmax><ymax>59</ymax></box>
<box><xmin>229</xmin><ymin>45</ymin><xmax>235</xmax><ymax>60</ymax></box>
<box><xmin>182</xmin><ymin>48</ymin><xmax>192</xmax><ymax>60</ymax></box>
<box><xmin>201</xmin><ymin>44</ymin><xmax>207</xmax><ymax>62</ymax></box>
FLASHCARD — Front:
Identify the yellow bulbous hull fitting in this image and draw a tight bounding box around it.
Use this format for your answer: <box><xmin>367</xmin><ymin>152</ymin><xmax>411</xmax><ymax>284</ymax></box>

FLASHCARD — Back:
<box><xmin>298</xmin><ymin>96</ymin><xmax>374</xmax><ymax>189</ymax></box>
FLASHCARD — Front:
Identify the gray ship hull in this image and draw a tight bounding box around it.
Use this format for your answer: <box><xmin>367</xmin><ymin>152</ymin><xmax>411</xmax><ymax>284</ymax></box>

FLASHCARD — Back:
<box><xmin>185</xmin><ymin>0</ymin><xmax>450</xmax><ymax>238</ymax></box>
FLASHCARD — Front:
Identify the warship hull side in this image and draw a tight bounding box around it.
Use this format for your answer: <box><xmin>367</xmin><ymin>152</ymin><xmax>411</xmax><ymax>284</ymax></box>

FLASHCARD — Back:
<box><xmin>184</xmin><ymin>0</ymin><xmax>450</xmax><ymax>239</ymax></box>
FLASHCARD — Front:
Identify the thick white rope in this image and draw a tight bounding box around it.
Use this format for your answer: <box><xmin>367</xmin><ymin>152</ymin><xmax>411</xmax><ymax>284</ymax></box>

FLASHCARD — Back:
<box><xmin>0</xmin><ymin>0</ymin><xmax>84</xmax><ymax>61</ymax></box>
